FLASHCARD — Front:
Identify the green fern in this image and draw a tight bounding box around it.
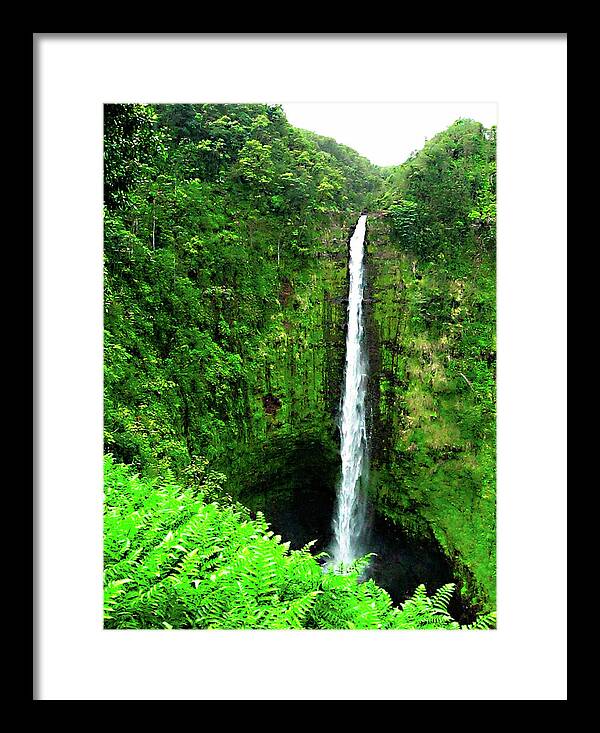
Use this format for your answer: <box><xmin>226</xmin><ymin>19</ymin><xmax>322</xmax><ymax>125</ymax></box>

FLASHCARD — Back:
<box><xmin>104</xmin><ymin>456</ymin><xmax>495</xmax><ymax>630</ymax></box>
<box><xmin>465</xmin><ymin>611</ymin><xmax>497</xmax><ymax>630</ymax></box>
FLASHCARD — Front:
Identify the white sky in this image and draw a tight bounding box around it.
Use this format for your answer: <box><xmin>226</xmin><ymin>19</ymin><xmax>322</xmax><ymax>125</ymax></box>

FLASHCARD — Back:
<box><xmin>282</xmin><ymin>102</ymin><xmax>497</xmax><ymax>167</ymax></box>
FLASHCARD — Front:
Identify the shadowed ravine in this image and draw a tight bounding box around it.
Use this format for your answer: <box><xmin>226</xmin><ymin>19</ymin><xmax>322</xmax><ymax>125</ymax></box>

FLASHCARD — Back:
<box><xmin>248</xmin><ymin>214</ymin><xmax>478</xmax><ymax>624</ymax></box>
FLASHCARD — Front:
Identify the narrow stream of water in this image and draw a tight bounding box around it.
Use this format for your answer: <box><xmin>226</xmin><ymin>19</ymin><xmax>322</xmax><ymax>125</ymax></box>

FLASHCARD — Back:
<box><xmin>330</xmin><ymin>214</ymin><xmax>369</xmax><ymax>569</ymax></box>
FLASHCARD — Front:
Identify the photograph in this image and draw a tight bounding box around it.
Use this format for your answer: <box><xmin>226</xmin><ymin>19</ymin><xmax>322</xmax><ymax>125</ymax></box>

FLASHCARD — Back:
<box><xmin>35</xmin><ymin>33</ymin><xmax>567</xmax><ymax>700</ymax></box>
<box><xmin>103</xmin><ymin>101</ymin><xmax>498</xmax><ymax>631</ymax></box>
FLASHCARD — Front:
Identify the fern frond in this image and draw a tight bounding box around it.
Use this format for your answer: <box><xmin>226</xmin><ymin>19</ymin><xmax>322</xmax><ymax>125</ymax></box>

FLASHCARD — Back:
<box><xmin>103</xmin><ymin>457</ymin><xmax>488</xmax><ymax>631</ymax></box>
<box><xmin>465</xmin><ymin>611</ymin><xmax>497</xmax><ymax>630</ymax></box>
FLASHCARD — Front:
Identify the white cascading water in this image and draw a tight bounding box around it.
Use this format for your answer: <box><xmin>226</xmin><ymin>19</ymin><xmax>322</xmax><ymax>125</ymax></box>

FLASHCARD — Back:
<box><xmin>331</xmin><ymin>214</ymin><xmax>369</xmax><ymax>569</ymax></box>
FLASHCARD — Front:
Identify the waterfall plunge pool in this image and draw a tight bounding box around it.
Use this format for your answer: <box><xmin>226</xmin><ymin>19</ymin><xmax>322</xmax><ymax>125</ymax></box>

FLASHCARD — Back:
<box><xmin>241</xmin><ymin>461</ymin><xmax>477</xmax><ymax>625</ymax></box>
<box><xmin>238</xmin><ymin>214</ymin><xmax>477</xmax><ymax>625</ymax></box>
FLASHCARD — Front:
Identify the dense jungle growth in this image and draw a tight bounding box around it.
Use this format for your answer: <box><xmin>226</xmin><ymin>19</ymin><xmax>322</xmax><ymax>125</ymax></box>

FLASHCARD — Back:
<box><xmin>104</xmin><ymin>103</ymin><xmax>496</xmax><ymax>629</ymax></box>
<box><xmin>369</xmin><ymin>119</ymin><xmax>496</xmax><ymax>610</ymax></box>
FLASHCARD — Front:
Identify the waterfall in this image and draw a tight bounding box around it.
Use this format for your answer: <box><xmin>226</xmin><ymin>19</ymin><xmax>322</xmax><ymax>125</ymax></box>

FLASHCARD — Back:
<box><xmin>331</xmin><ymin>214</ymin><xmax>369</xmax><ymax>569</ymax></box>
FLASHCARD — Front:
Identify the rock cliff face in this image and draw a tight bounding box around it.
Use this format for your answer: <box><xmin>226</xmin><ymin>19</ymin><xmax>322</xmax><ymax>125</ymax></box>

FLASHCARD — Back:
<box><xmin>365</xmin><ymin>215</ymin><xmax>496</xmax><ymax>612</ymax></box>
<box><xmin>228</xmin><ymin>216</ymin><xmax>353</xmax><ymax>543</ymax></box>
<box><xmin>233</xmin><ymin>215</ymin><xmax>495</xmax><ymax>614</ymax></box>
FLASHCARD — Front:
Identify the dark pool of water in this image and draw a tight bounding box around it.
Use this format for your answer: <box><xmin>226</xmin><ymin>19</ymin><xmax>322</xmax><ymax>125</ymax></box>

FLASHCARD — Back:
<box><xmin>364</xmin><ymin>513</ymin><xmax>475</xmax><ymax>624</ymax></box>
<box><xmin>251</xmin><ymin>483</ymin><xmax>476</xmax><ymax>625</ymax></box>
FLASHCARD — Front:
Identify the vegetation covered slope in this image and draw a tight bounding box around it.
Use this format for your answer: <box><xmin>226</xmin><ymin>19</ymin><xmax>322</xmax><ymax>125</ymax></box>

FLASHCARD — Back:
<box><xmin>370</xmin><ymin>119</ymin><xmax>496</xmax><ymax>610</ymax></box>
<box><xmin>104</xmin><ymin>103</ymin><xmax>381</xmax><ymax>479</ymax></box>
<box><xmin>301</xmin><ymin>128</ymin><xmax>385</xmax><ymax>209</ymax></box>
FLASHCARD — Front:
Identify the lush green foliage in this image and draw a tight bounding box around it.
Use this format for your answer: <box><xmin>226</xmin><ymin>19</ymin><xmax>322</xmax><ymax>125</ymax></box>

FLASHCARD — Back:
<box><xmin>103</xmin><ymin>105</ymin><xmax>497</xmax><ymax>623</ymax></box>
<box><xmin>104</xmin><ymin>103</ymin><xmax>374</xmax><ymax>477</ymax></box>
<box><xmin>370</xmin><ymin>119</ymin><xmax>496</xmax><ymax>609</ymax></box>
<box><xmin>301</xmin><ymin>129</ymin><xmax>385</xmax><ymax>210</ymax></box>
<box><xmin>104</xmin><ymin>457</ymin><xmax>495</xmax><ymax>630</ymax></box>
<box><xmin>381</xmin><ymin>118</ymin><xmax>496</xmax><ymax>257</ymax></box>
